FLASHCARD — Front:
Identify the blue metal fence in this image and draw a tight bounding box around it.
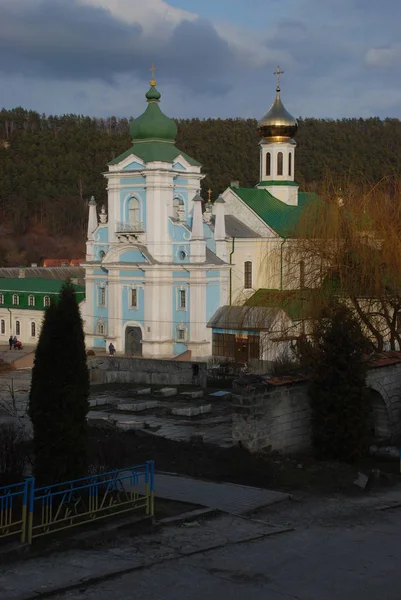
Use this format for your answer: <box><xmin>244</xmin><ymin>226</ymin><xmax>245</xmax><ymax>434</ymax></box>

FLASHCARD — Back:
<box><xmin>0</xmin><ymin>461</ymin><xmax>154</xmax><ymax>545</ymax></box>
<box><xmin>0</xmin><ymin>479</ymin><xmax>31</xmax><ymax>543</ymax></box>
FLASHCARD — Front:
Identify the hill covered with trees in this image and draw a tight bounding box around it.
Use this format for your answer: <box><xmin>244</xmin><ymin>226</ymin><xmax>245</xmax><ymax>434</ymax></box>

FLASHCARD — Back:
<box><xmin>0</xmin><ymin>107</ymin><xmax>400</xmax><ymax>265</ymax></box>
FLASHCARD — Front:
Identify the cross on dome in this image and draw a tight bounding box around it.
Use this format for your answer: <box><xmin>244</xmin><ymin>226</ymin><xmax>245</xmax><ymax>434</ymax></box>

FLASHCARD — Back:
<box><xmin>274</xmin><ymin>66</ymin><xmax>284</xmax><ymax>91</ymax></box>
<box><xmin>150</xmin><ymin>64</ymin><xmax>156</xmax><ymax>87</ymax></box>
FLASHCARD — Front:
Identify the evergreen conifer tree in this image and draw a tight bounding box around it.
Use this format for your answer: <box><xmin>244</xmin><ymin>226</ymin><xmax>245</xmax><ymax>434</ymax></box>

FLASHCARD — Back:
<box><xmin>29</xmin><ymin>282</ymin><xmax>90</xmax><ymax>484</ymax></box>
<box><xmin>309</xmin><ymin>303</ymin><xmax>371</xmax><ymax>462</ymax></box>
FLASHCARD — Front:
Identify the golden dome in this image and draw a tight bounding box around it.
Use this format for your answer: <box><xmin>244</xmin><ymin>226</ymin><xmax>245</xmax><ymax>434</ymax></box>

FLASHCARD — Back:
<box><xmin>258</xmin><ymin>86</ymin><xmax>298</xmax><ymax>141</ymax></box>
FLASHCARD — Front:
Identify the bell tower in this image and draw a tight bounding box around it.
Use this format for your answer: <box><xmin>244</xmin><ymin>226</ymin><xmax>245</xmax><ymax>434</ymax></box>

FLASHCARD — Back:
<box><xmin>257</xmin><ymin>67</ymin><xmax>299</xmax><ymax>205</ymax></box>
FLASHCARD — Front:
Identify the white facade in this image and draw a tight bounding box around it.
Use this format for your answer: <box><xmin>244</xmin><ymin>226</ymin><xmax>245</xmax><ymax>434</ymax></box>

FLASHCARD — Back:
<box><xmin>81</xmin><ymin>81</ymin><xmax>230</xmax><ymax>359</ymax></box>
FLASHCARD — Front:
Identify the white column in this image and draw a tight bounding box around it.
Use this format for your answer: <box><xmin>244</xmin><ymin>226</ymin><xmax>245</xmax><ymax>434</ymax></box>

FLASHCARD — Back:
<box><xmin>214</xmin><ymin>195</ymin><xmax>227</xmax><ymax>262</ymax></box>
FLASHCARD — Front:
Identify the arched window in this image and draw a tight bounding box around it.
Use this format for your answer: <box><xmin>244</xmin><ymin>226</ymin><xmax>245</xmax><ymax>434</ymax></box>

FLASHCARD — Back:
<box><xmin>44</xmin><ymin>296</ymin><xmax>50</xmax><ymax>307</ymax></box>
<box><xmin>288</xmin><ymin>152</ymin><xmax>292</xmax><ymax>177</ymax></box>
<box><xmin>266</xmin><ymin>152</ymin><xmax>271</xmax><ymax>177</ymax></box>
<box><xmin>244</xmin><ymin>261</ymin><xmax>253</xmax><ymax>289</ymax></box>
<box><xmin>0</xmin><ymin>294</ymin><xmax>4</xmax><ymax>304</ymax></box>
<box><xmin>28</xmin><ymin>295</ymin><xmax>35</xmax><ymax>307</ymax></box>
<box><xmin>15</xmin><ymin>321</ymin><xmax>20</xmax><ymax>336</ymax></box>
<box><xmin>277</xmin><ymin>152</ymin><xmax>283</xmax><ymax>176</ymax></box>
<box><xmin>31</xmin><ymin>322</ymin><xmax>36</xmax><ymax>337</ymax></box>
<box><xmin>128</xmin><ymin>197</ymin><xmax>140</xmax><ymax>226</ymax></box>
<box><xmin>0</xmin><ymin>320</ymin><xmax>5</xmax><ymax>335</ymax></box>
<box><xmin>12</xmin><ymin>294</ymin><xmax>19</xmax><ymax>306</ymax></box>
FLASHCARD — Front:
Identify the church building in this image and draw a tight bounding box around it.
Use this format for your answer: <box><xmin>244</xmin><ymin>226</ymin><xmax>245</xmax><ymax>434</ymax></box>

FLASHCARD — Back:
<box><xmin>208</xmin><ymin>68</ymin><xmax>323</xmax><ymax>362</ymax></box>
<box><xmin>81</xmin><ymin>73</ymin><xmax>230</xmax><ymax>358</ymax></box>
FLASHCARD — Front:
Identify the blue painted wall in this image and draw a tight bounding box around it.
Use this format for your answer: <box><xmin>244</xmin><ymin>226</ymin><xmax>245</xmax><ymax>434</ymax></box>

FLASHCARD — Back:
<box><xmin>123</xmin><ymin>161</ymin><xmax>145</xmax><ymax>171</ymax></box>
<box><xmin>120</xmin><ymin>249</ymin><xmax>148</xmax><ymax>263</ymax></box>
<box><xmin>94</xmin><ymin>226</ymin><xmax>108</xmax><ymax>243</ymax></box>
<box><xmin>172</xmin><ymin>271</ymin><xmax>190</xmax><ymax>278</ymax></box>
<box><xmin>172</xmin><ymin>283</ymin><xmax>190</xmax><ymax>339</ymax></box>
<box><xmin>203</xmin><ymin>222</ymin><xmax>216</xmax><ymax>253</ymax></box>
<box><xmin>122</xmin><ymin>285</ymin><xmax>145</xmax><ymax>325</ymax></box>
<box><xmin>207</xmin><ymin>270</ymin><xmax>220</xmax><ymax>278</ymax></box>
<box><xmin>206</xmin><ymin>283</ymin><xmax>220</xmax><ymax>322</ymax></box>
<box><xmin>119</xmin><ymin>270</ymin><xmax>145</xmax><ymax>278</ymax></box>
<box><xmin>173</xmin><ymin>342</ymin><xmax>187</xmax><ymax>355</ymax></box>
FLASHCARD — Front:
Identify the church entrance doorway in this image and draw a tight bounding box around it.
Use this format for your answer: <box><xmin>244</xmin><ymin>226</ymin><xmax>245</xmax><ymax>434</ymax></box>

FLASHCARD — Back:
<box><xmin>125</xmin><ymin>326</ymin><xmax>142</xmax><ymax>356</ymax></box>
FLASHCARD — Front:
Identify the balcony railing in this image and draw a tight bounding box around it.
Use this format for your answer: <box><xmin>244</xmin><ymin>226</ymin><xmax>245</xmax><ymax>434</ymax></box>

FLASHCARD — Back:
<box><xmin>115</xmin><ymin>221</ymin><xmax>145</xmax><ymax>233</ymax></box>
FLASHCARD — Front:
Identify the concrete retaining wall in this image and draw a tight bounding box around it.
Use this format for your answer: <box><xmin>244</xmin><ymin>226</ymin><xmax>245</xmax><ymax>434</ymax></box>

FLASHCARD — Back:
<box><xmin>232</xmin><ymin>362</ymin><xmax>401</xmax><ymax>454</ymax></box>
<box><xmin>232</xmin><ymin>382</ymin><xmax>311</xmax><ymax>454</ymax></box>
<box><xmin>88</xmin><ymin>356</ymin><xmax>207</xmax><ymax>388</ymax></box>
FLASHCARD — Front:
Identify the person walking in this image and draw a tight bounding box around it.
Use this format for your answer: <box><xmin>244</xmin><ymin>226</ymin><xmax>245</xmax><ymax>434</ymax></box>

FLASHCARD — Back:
<box><xmin>108</xmin><ymin>342</ymin><xmax>115</xmax><ymax>357</ymax></box>
<box><xmin>8</xmin><ymin>335</ymin><xmax>13</xmax><ymax>350</ymax></box>
<box><xmin>13</xmin><ymin>335</ymin><xmax>17</xmax><ymax>350</ymax></box>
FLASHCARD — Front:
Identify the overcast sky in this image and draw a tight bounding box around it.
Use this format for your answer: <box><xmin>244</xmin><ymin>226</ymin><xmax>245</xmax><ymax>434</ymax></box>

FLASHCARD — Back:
<box><xmin>0</xmin><ymin>0</ymin><xmax>400</xmax><ymax>120</ymax></box>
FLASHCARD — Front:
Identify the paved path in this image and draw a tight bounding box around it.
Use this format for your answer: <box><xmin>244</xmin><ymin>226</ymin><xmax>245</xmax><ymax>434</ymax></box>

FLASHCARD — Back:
<box><xmin>153</xmin><ymin>473</ymin><xmax>290</xmax><ymax>514</ymax></box>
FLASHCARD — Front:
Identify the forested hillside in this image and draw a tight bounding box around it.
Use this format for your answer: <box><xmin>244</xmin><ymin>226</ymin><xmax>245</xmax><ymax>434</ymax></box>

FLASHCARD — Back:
<box><xmin>0</xmin><ymin>107</ymin><xmax>401</xmax><ymax>265</ymax></box>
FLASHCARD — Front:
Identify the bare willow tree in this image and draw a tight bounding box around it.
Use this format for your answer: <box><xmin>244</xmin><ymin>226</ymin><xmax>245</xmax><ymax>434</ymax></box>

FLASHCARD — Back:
<box><xmin>289</xmin><ymin>177</ymin><xmax>401</xmax><ymax>351</ymax></box>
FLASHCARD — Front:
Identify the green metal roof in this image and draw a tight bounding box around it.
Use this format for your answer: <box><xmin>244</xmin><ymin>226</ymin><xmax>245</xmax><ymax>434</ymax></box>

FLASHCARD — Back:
<box><xmin>130</xmin><ymin>100</ymin><xmax>178</xmax><ymax>142</ymax></box>
<box><xmin>231</xmin><ymin>187</ymin><xmax>323</xmax><ymax>237</ymax></box>
<box><xmin>109</xmin><ymin>140</ymin><xmax>201</xmax><ymax>167</ymax></box>
<box><xmin>245</xmin><ymin>289</ymin><xmax>318</xmax><ymax>321</ymax></box>
<box><xmin>0</xmin><ymin>278</ymin><xmax>84</xmax><ymax>294</ymax></box>
<box><xmin>258</xmin><ymin>180</ymin><xmax>299</xmax><ymax>187</ymax></box>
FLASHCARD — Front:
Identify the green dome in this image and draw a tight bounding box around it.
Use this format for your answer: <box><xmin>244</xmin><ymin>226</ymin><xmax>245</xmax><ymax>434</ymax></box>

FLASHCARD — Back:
<box><xmin>130</xmin><ymin>84</ymin><xmax>177</xmax><ymax>142</ymax></box>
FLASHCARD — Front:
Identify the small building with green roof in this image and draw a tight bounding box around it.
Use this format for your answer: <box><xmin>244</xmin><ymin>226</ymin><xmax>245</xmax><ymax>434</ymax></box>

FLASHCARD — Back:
<box><xmin>0</xmin><ymin>276</ymin><xmax>84</xmax><ymax>344</ymax></box>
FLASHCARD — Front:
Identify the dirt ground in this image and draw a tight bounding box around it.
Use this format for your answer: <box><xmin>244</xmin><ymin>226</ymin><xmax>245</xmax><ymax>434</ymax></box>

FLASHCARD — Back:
<box><xmin>88</xmin><ymin>425</ymin><xmax>401</xmax><ymax>496</ymax></box>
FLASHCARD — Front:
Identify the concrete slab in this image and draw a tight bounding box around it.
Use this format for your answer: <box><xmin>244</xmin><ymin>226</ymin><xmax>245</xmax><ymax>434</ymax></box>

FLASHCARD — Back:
<box><xmin>156</xmin><ymin>387</ymin><xmax>178</xmax><ymax>397</ymax></box>
<box><xmin>115</xmin><ymin>419</ymin><xmax>145</xmax><ymax>431</ymax></box>
<box><xmin>171</xmin><ymin>404</ymin><xmax>212</xmax><ymax>417</ymax></box>
<box><xmin>87</xmin><ymin>411</ymin><xmax>110</xmax><ymax>421</ymax></box>
<box><xmin>118</xmin><ymin>401</ymin><xmax>159</xmax><ymax>412</ymax></box>
<box><xmin>136</xmin><ymin>388</ymin><xmax>151</xmax><ymax>395</ymax></box>
<box><xmin>151</xmin><ymin>473</ymin><xmax>290</xmax><ymax>515</ymax></box>
<box><xmin>180</xmin><ymin>391</ymin><xmax>204</xmax><ymax>399</ymax></box>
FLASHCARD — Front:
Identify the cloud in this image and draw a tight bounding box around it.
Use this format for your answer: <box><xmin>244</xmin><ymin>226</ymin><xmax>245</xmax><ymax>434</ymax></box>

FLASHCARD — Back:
<box><xmin>365</xmin><ymin>45</ymin><xmax>401</xmax><ymax>69</ymax></box>
<box><xmin>0</xmin><ymin>0</ymin><xmax>400</xmax><ymax>120</ymax></box>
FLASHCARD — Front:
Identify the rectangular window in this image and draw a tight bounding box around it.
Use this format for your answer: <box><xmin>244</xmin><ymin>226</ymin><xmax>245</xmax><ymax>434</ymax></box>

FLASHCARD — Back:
<box><xmin>1</xmin><ymin>320</ymin><xmax>4</xmax><ymax>335</ymax></box>
<box><xmin>0</xmin><ymin>294</ymin><xmax>3</xmax><ymax>304</ymax></box>
<box><xmin>28</xmin><ymin>295</ymin><xmax>35</xmax><ymax>307</ymax></box>
<box><xmin>212</xmin><ymin>333</ymin><xmax>236</xmax><ymax>358</ymax></box>
<box><xmin>178</xmin><ymin>289</ymin><xmax>186</xmax><ymax>310</ymax></box>
<box><xmin>131</xmin><ymin>288</ymin><xmax>138</xmax><ymax>308</ymax></box>
<box><xmin>12</xmin><ymin>295</ymin><xmax>19</xmax><ymax>306</ymax></box>
<box><xmin>15</xmin><ymin>321</ymin><xmax>20</xmax><ymax>336</ymax></box>
<box><xmin>31</xmin><ymin>322</ymin><xmax>36</xmax><ymax>337</ymax></box>
<box><xmin>99</xmin><ymin>287</ymin><xmax>106</xmax><ymax>306</ymax></box>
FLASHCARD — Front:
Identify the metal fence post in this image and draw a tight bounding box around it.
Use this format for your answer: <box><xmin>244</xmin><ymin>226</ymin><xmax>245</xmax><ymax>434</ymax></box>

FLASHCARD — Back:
<box><xmin>20</xmin><ymin>479</ymin><xmax>30</xmax><ymax>543</ymax></box>
<box><xmin>148</xmin><ymin>461</ymin><xmax>155</xmax><ymax>516</ymax></box>
<box><xmin>26</xmin><ymin>477</ymin><xmax>35</xmax><ymax>545</ymax></box>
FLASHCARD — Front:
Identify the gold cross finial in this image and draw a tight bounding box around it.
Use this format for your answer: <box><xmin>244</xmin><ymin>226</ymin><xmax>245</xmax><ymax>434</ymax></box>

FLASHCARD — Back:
<box><xmin>150</xmin><ymin>64</ymin><xmax>156</xmax><ymax>86</ymax></box>
<box><xmin>207</xmin><ymin>189</ymin><xmax>212</xmax><ymax>203</ymax></box>
<box><xmin>274</xmin><ymin>66</ymin><xmax>284</xmax><ymax>90</ymax></box>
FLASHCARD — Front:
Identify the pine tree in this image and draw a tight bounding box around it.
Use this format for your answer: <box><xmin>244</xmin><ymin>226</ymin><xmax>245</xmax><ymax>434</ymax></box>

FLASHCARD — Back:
<box><xmin>309</xmin><ymin>303</ymin><xmax>371</xmax><ymax>462</ymax></box>
<box><xmin>29</xmin><ymin>282</ymin><xmax>90</xmax><ymax>484</ymax></box>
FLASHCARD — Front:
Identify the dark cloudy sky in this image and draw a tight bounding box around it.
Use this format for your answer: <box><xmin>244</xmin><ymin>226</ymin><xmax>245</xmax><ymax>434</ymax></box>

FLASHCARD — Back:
<box><xmin>0</xmin><ymin>0</ymin><xmax>400</xmax><ymax>120</ymax></box>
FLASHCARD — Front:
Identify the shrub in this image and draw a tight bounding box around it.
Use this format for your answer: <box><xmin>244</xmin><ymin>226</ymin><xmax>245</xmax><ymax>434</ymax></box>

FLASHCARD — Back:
<box><xmin>0</xmin><ymin>423</ymin><xmax>29</xmax><ymax>485</ymax></box>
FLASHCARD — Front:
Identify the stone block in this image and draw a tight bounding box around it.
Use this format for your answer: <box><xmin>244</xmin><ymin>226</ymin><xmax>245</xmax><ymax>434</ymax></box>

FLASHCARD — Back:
<box><xmin>117</xmin><ymin>401</ymin><xmax>159</xmax><ymax>412</ymax></box>
<box><xmin>171</xmin><ymin>404</ymin><xmax>212</xmax><ymax>417</ymax></box>
<box><xmin>136</xmin><ymin>387</ymin><xmax>151</xmax><ymax>395</ymax></box>
<box><xmin>155</xmin><ymin>387</ymin><xmax>177</xmax><ymax>397</ymax></box>
<box><xmin>180</xmin><ymin>390</ymin><xmax>204</xmax><ymax>399</ymax></box>
<box><xmin>115</xmin><ymin>419</ymin><xmax>145</xmax><ymax>431</ymax></box>
<box><xmin>87</xmin><ymin>411</ymin><xmax>109</xmax><ymax>421</ymax></box>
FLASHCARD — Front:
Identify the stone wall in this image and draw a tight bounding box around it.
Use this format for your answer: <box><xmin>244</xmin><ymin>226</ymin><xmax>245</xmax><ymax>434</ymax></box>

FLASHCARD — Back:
<box><xmin>367</xmin><ymin>362</ymin><xmax>401</xmax><ymax>438</ymax></box>
<box><xmin>232</xmin><ymin>381</ymin><xmax>311</xmax><ymax>454</ymax></box>
<box><xmin>88</xmin><ymin>356</ymin><xmax>207</xmax><ymax>388</ymax></box>
<box><xmin>232</xmin><ymin>361</ymin><xmax>401</xmax><ymax>454</ymax></box>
